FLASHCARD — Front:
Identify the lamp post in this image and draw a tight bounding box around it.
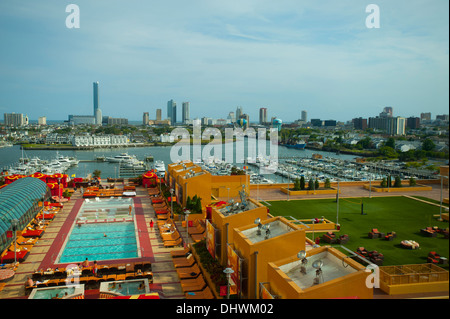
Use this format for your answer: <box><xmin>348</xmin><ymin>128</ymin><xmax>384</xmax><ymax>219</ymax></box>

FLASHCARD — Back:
<box><xmin>223</xmin><ymin>267</ymin><xmax>235</xmax><ymax>299</ymax></box>
<box><xmin>11</xmin><ymin>219</ymin><xmax>18</xmax><ymax>264</ymax></box>
<box><xmin>170</xmin><ymin>188</ymin><xmax>174</xmax><ymax>219</ymax></box>
<box><xmin>185</xmin><ymin>210</ymin><xmax>191</xmax><ymax>246</ymax></box>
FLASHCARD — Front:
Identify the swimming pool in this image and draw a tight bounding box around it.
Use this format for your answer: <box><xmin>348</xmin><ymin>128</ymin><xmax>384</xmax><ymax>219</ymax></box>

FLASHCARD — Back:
<box><xmin>100</xmin><ymin>279</ymin><xmax>149</xmax><ymax>296</ymax></box>
<box><xmin>58</xmin><ymin>222</ymin><xmax>139</xmax><ymax>263</ymax></box>
<box><xmin>78</xmin><ymin>197</ymin><xmax>134</xmax><ymax>221</ymax></box>
<box><xmin>29</xmin><ymin>284</ymin><xmax>84</xmax><ymax>299</ymax></box>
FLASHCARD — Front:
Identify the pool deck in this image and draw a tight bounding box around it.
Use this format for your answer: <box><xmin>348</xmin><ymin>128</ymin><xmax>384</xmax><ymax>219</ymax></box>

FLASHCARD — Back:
<box><xmin>0</xmin><ymin>184</ymin><xmax>187</xmax><ymax>299</ymax></box>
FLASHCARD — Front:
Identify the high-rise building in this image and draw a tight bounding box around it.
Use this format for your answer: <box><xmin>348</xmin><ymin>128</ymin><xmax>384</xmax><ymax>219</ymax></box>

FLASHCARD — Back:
<box><xmin>420</xmin><ymin>112</ymin><xmax>431</xmax><ymax>122</ymax></box>
<box><xmin>156</xmin><ymin>109</ymin><xmax>162</xmax><ymax>121</ymax></box>
<box><xmin>406</xmin><ymin>117</ymin><xmax>420</xmax><ymax>129</ymax></box>
<box><xmin>301</xmin><ymin>110</ymin><xmax>307</xmax><ymax>122</ymax></box>
<box><xmin>143</xmin><ymin>112</ymin><xmax>149</xmax><ymax>126</ymax></box>
<box><xmin>4</xmin><ymin>113</ymin><xmax>27</xmax><ymax>126</ymax></box>
<box><xmin>352</xmin><ymin>117</ymin><xmax>368</xmax><ymax>130</ymax></box>
<box><xmin>227</xmin><ymin>112</ymin><xmax>236</xmax><ymax>123</ymax></box>
<box><xmin>259</xmin><ymin>107</ymin><xmax>267</xmax><ymax>125</ymax></box>
<box><xmin>368</xmin><ymin>116</ymin><xmax>406</xmax><ymax>135</ymax></box>
<box><xmin>167</xmin><ymin>99</ymin><xmax>176</xmax><ymax>124</ymax></box>
<box><xmin>182</xmin><ymin>102</ymin><xmax>190</xmax><ymax>124</ymax></box>
<box><xmin>93</xmin><ymin>81</ymin><xmax>102</xmax><ymax>125</ymax></box>
<box><xmin>236</xmin><ymin>106</ymin><xmax>243</xmax><ymax>121</ymax></box>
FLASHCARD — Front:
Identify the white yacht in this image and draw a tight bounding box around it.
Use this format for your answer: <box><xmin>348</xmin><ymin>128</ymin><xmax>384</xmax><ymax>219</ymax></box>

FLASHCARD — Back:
<box><xmin>106</xmin><ymin>153</ymin><xmax>136</xmax><ymax>163</ymax></box>
<box><xmin>154</xmin><ymin>160</ymin><xmax>166</xmax><ymax>178</ymax></box>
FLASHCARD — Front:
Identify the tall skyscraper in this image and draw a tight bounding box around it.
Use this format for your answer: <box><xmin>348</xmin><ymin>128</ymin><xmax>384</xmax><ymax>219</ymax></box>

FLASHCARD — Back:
<box><xmin>236</xmin><ymin>106</ymin><xmax>243</xmax><ymax>121</ymax></box>
<box><xmin>93</xmin><ymin>81</ymin><xmax>102</xmax><ymax>125</ymax></box>
<box><xmin>4</xmin><ymin>113</ymin><xmax>27</xmax><ymax>126</ymax></box>
<box><xmin>156</xmin><ymin>109</ymin><xmax>162</xmax><ymax>121</ymax></box>
<box><xmin>182</xmin><ymin>102</ymin><xmax>190</xmax><ymax>124</ymax></box>
<box><xmin>143</xmin><ymin>112</ymin><xmax>149</xmax><ymax>125</ymax></box>
<box><xmin>167</xmin><ymin>99</ymin><xmax>176</xmax><ymax>124</ymax></box>
<box><xmin>301</xmin><ymin>110</ymin><xmax>307</xmax><ymax>122</ymax></box>
<box><xmin>259</xmin><ymin>107</ymin><xmax>267</xmax><ymax>125</ymax></box>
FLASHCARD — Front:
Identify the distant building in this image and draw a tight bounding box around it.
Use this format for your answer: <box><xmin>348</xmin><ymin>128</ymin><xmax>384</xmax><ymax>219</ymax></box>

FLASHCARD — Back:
<box><xmin>156</xmin><ymin>109</ymin><xmax>162</xmax><ymax>121</ymax></box>
<box><xmin>93</xmin><ymin>81</ymin><xmax>102</xmax><ymax>125</ymax></box>
<box><xmin>420</xmin><ymin>112</ymin><xmax>431</xmax><ymax>122</ymax></box>
<box><xmin>324</xmin><ymin>120</ymin><xmax>336</xmax><ymax>127</ymax></box>
<box><xmin>406</xmin><ymin>117</ymin><xmax>420</xmax><ymax>129</ymax></box>
<box><xmin>259</xmin><ymin>107</ymin><xmax>267</xmax><ymax>125</ymax></box>
<box><xmin>72</xmin><ymin>134</ymin><xmax>129</xmax><ymax>147</ymax></box>
<box><xmin>368</xmin><ymin>116</ymin><xmax>406</xmax><ymax>135</ymax></box>
<box><xmin>167</xmin><ymin>99</ymin><xmax>176</xmax><ymax>124</ymax></box>
<box><xmin>143</xmin><ymin>112</ymin><xmax>149</xmax><ymax>126</ymax></box>
<box><xmin>311</xmin><ymin>119</ymin><xmax>322</xmax><ymax>127</ymax></box>
<box><xmin>68</xmin><ymin>115</ymin><xmax>96</xmax><ymax>125</ymax></box>
<box><xmin>301</xmin><ymin>110</ymin><xmax>307</xmax><ymax>122</ymax></box>
<box><xmin>236</xmin><ymin>106</ymin><xmax>243</xmax><ymax>121</ymax></box>
<box><xmin>182</xmin><ymin>102</ymin><xmax>190</xmax><ymax>124</ymax></box>
<box><xmin>352</xmin><ymin>117</ymin><xmax>367</xmax><ymax>130</ymax></box>
<box><xmin>106</xmin><ymin>117</ymin><xmax>128</xmax><ymax>125</ymax></box>
<box><xmin>4</xmin><ymin>113</ymin><xmax>28</xmax><ymax>127</ymax></box>
<box><xmin>38</xmin><ymin>116</ymin><xmax>47</xmax><ymax>126</ymax></box>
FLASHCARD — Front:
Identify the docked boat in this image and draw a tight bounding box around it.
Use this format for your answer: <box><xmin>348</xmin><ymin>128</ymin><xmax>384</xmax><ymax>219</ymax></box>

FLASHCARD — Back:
<box><xmin>154</xmin><ymin>160</ymin><xmax>166</xmax><ymax>178</ymax></box>
<box><xmin>281</xmin><ymin>140</ymin><xmax>306</xmax><ymax>150</ymax></box>
<box><xmin>106</xmin><ymin>153</ymin><xmax>137</xmax><ymax>163</ymax></box>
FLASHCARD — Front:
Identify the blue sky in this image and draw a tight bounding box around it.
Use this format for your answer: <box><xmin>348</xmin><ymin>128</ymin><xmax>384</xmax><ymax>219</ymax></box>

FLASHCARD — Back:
<box><xmin>0</xmin><ymin>0</ymin><xmax>448</xmax><ymax>122</ymax></box>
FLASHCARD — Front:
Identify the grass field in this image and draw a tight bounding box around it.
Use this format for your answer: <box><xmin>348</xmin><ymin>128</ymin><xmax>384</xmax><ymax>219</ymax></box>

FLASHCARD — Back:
<box><xmin>265</xmin><ymin>196</ymin><xmax>449</xmax><ymax>268</ymax></box>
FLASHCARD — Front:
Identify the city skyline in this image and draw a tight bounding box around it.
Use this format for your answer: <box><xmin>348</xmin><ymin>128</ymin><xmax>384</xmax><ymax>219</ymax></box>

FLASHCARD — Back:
<box><xmin>0</xmin><ymin>1</ymin><xmax>448</xmax><ymax>122</ymax></box>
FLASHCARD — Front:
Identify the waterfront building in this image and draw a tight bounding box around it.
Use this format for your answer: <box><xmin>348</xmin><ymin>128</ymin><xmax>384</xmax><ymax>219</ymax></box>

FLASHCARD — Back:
<box><xmin>352</xmin><ymin>117</ymin><xmax>368</xmax><ymax>130</ymax></box>
<box><xmin>406</xmin><ymin>117</ymin><xmax>420</xmax><ymax>129</ymax></box>
<box><xmin>71</xmin><ymin>134</ymin><xmax>129</xmax><ymax>147</ymax></box>
<box><xmin>3</xmin><ymin>113</ymin><xmax>28</xmax><ymax>127</ymax></box>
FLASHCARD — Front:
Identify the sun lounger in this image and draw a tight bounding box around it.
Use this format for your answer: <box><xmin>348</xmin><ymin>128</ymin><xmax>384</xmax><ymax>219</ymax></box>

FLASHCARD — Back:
<box><xmin>161</xmin><ymin>231</ymin><xmax>180</xmax><ymax>241</ymax></box>
<box><xmin>176</xmin><ymin>264</ymin><xmax>201</xmax><ymax>279</ymax></box>
<box><xmin>164</xmin><ymin>237</ymin><xmax>183</xmax><ymax>247</ymax></box>
<box><xmin>190</xmin><ymin>233</ymin><xmax>206</xmax><ymax>243</ymax></box>
<box><xmin>171</xmin><ymin>247</ymin><xmax>191</xmax><ymax>258</ymax></box>
<box><xmin>185</xmin><ymin>286</ymin><xmax>215</xmax><ymax>299</ymax></box>
<box><xmin>173</xmin><ymin>254</ymin><xmax>196</xmax><ymax>268</ymax></box>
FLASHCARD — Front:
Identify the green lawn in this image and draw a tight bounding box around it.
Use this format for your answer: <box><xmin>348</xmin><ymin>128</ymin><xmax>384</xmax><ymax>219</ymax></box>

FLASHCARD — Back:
<box><xmin>265</xmin><ymin>196</ymin><xmax>449</xmax><ymax>268</ymax></box>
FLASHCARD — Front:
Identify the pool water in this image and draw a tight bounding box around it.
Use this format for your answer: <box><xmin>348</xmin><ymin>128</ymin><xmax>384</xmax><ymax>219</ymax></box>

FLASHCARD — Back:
<box><xmin>101</xmin><ymin>279</ymin><xmax>149</xmax><ymax>296</ymax></box>
<box><xmin>29</xmin><ymin>285</ymin><xmax>83</xmax><ymax>299</ymax></box>
<box><xmin>58</xmin><ymin>222</ymin><xmax>138</xmax><ymax>263</ymax></box>
<box><xmin>78</xmin><ymin>198</ymin><xmax>134</xmax><ymax>221</ymax></box>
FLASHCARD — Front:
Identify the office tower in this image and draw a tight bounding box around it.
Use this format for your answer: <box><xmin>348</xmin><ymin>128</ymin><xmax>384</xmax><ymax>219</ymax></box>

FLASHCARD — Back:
<box><xmin>311</xmin><ymin>119</ymin><xmax>322</xmax><ymax>127</ymax></box>
<box><xmin>383</xmin><ymin>107</ymin><xmax>393</xmax><ymax>117</ymax></box>
<box><xmin>182</xmin><ymin>102</ymin><xmax>190</xmax><ymax>124</ymax></box>
<box><xmin>227</xmin><ymin>112</ymin><xmax>236</xmax><ymax>123</ymax></box>
<box><xmin>3</xmin><ymin>113</ymin><xmax>27</xmax><ymax>126</ymax></box>
<box><xmin>236</xmin><ymin>106</ymin><xmax>243</xmax><ymax>121</ymax></box>
<box><xmin>156</xmin><ymin>109</ymin><xmax>162</xmax><ymax>121</ymax></box>
<box><xmin>259</xmin><ymin>107</ymin><xmax>267</xmax><ymax>125</ymax></box>
<box><xmin>301</xmin><ymin>110</ymin><xmax>307</xmax><ymax>122</ymax></box>
<box><xmin>167</xmin><ymin>99</ymin><xmax>176</xmax><ymax>124</ymax></box>
<box><xmin>143</xmin><ymin>112</ymin><xmax>149</xmax><ymax>125</ymax></box>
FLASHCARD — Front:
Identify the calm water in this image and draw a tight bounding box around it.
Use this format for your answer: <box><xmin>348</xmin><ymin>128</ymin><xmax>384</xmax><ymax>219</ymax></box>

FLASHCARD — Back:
<box><xmin>0</xmin><ymin>143</ymin><xmax>356</xmax><ymax>181</ymax></box>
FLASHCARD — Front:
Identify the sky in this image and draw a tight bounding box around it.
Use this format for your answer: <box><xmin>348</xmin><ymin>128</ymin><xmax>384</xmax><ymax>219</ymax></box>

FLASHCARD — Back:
<box><xmin>0</xmin><ymin>0</ymin><xmax>448</xmax><ymax>123</ymax></box>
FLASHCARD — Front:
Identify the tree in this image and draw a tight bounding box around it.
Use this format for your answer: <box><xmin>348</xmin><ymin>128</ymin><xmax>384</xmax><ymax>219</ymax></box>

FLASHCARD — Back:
<box><xmin>324</xmin><ymin>178</ymin><xmax>331</xmax><ymax>189</ymax></box>
<box><xmin>394</xmin><ymin>176</ymin><xmax>402</xmax><ymax>187</ymax></box>
<box><xmin>380</xmin><ymin>178</ymin><xmax>387</xmax><ymax>188</ymax></box>
<box><xmin>300</xmin><ymin>176</ymin><xmax>305</xmax><ymax>190</ymax></box>
<box><xmin>409</xmin><ymin>177</ymin><xmax>416</xmax><ymax>187</ymax></box>
<box><xmin>314</xmin><ymin>179</ymin><xmax>320</xmax><ymax>190</ymax></box>
<box><xmin>385</xmin><ymin>137</ymin><xmax>395</xmax><ymax>149</ymax></box>
<box><xmin>308</xmin><ymin>178</ymin><xmax>314</xmax><ymax>190</ymax></box>
<box><xmin>293</xmin><ymin>178</ymin><xmax>301</xmax><ymax>191</ymax></box>
<box><xmin>93</xmin><ymin>170</ymin><xmax>101</xmax><ymax>178</ymax></box>
<box><xmin>422</xmin><ymin>138</ymin><xmax>436</xmax><ymax>152</ymax></box>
